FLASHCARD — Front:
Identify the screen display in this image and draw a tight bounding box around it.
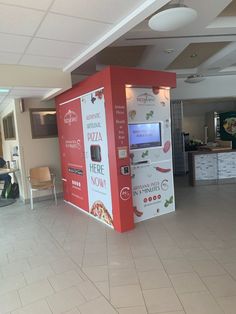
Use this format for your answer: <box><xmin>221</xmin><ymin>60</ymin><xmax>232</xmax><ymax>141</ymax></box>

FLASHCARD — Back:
<box><xmin>128</xmin><ymin>123</ymin><xmax>162</xmax><ymax>149</ymax></box>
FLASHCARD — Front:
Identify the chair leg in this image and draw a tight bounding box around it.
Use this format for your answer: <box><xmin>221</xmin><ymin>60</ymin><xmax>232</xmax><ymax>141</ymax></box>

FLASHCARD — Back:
<box><xmin>53</xmin><ymin>185</ymin><xmax>57</xmax><ymax>206</ymax></box>
<box><xmin>30</xmin><ymin>189</ymin><xmax>34</xmax><ymax>210</ymax></box>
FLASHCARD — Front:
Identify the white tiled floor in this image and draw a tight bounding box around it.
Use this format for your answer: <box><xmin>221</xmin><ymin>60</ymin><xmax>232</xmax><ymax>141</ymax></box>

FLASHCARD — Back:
<box><xmin>1</xmin><ymin>177</ymin><xmax>236</xmax><ymax>313</ymax></box>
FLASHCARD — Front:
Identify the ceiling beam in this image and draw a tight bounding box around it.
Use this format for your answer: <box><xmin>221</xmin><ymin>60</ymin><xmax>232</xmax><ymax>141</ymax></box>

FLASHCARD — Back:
<box><xmin>0</xmin><ymin>64</ymin><xmax>71</xmax><ymax>91</ymax></box>
<box><xmin>63</xmin><ymin>0</ymin><xmax>170</xmax><ymax>72</ymax></box>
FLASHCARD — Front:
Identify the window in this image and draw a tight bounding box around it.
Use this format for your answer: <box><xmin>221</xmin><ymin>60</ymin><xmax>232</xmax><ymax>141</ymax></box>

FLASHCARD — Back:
<box><xmin>30</xmin><ymin>108</ymin><xmax>58</xmax><ymax>139</ymax></box>
<box><xmin>2</xmin><ymin>112</ymin><xmax>16</xmax><ymax>140</ymax></box>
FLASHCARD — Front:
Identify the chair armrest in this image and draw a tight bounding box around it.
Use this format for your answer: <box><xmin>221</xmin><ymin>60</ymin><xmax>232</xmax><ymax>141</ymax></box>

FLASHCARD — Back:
<box><xmin>51</xmin><ymin>173</ymin><xmax>56</xmax><ymax>184</ymax></box>
<box><xmin>27</xmin><ymin>176</ymin><xmax>33</xmax><ymax>187</ymax></box>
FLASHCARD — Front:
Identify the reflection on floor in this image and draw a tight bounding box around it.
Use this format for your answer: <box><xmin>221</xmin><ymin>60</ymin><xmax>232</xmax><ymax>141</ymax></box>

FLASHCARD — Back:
<box><xmin>0</xmin><ymin>178</ymin><xmax>236</xmax><ymax>313</ymax></box>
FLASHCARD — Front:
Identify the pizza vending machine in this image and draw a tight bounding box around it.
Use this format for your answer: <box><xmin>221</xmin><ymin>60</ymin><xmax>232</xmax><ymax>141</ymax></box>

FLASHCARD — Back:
<box><xmin>56</xmin><ymin>66</ymin><xmax>176</xmax><ymax>232</ymax></box>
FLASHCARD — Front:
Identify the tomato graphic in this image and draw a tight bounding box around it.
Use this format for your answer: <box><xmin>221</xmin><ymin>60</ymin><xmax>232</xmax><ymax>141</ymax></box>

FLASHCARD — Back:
<box><xmin>163</xmin><ymin>140</ymin><xmax>171</xmax><ymax>153</ymax></box>
<box><xmin>152</xmin><ymin>87</ymin><xmax>159</xmax><ymax>95</ymax></box>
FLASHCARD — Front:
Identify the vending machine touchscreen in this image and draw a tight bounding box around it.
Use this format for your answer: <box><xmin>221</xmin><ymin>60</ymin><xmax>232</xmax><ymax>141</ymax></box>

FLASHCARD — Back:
<box><xmin>128</xmin><ymin>123</ymin><xmax>162</xmax><ymax>150</ymax></box>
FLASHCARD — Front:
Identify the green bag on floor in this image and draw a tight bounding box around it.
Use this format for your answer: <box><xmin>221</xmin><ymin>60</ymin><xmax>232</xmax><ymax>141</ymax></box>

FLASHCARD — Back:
<box><xmin>2</xmin><ymin>182</ymin><xmax>12</xmax><ymax>199</ymax></box>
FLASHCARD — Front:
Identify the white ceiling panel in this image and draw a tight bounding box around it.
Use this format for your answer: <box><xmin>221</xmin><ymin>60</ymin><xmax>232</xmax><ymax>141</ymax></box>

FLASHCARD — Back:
<box><xmin>0</xmin><ymin>0</ymin><xmax>53</xmax><ymax>10</ymax></box>
<box><xmin>26</xmin><ymin>38</ymin><xmax>88</xmax><ymax>58</ymax></box>
<box><xmin>0</xmin><ymin>95</ymin><xmax>7</xmax><ymax>102</ymax></box>
<box><xmin>0</xmin><ymin>4</ymin><xmax>44</xmax><ymax>36</ymax></box>
<box><xmin>207</xmin><ymin>16</ymin><xmax>236</xmax><ymax>28</ymax></box>
<box><xmin>19</xmin><ymin>54</ymin><xmax>70</xmax><ymax>68</ymax></box>
<box><xmin>1</xmin><ymin>0</ymin><xmax>236</xmax><ymax>106</ymax></box>
<box><xmin>0</xmin><ymin>52</ymin><xmax>21</xmax><ymax>64</ymax></box>
<box><xmin>13</xmin><ymin>87</ymin><xmax>52</xmax><ymax>91</ymax></box>
<box><xmin>51</xmin><ymin>0</ymin><xmax>146</xmax><ymax>23</ymax></box>
<box><xmin>36</xmin><ymin>13</ymin><xmax>111</xmax><ymax>44</ymax></box>
<box><xmin>0</xmin><ymin>33</ymin><xmax>31</xmax><ymax>53</ymax></box>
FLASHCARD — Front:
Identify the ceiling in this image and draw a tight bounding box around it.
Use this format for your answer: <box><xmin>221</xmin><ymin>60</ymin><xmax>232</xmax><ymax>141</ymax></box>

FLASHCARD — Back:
<box><xmin>1</xmin><ymin>0</ymin><xmax>236</xmax><ymax>107</ymax></box>
<box><xmin>81</xmin><ymin>0</ymin><xmax>236</xmax><ymax>78</ymax></box>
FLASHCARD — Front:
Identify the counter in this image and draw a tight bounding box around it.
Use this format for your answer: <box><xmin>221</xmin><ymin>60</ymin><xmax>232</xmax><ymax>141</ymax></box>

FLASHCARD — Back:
<box><xmin>188</xmin><ymin>149</ymin><xmax>236</xmax><ymax>186</ymax></box>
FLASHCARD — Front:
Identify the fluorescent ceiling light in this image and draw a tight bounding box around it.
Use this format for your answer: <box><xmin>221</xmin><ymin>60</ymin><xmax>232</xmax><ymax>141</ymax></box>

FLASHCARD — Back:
<box><xmin>0</xmin><ymin>88</ymin><xmax>9</xmax><ymax>93</ymax></box>
<box><xmin>148</xmin><ymin>3</ymin><xmax>197</xmax><ymax>32</ymax></box>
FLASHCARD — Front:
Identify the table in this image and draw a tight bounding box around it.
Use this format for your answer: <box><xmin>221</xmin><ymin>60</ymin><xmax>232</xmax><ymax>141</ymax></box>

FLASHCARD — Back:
<box><xmin>188</xmin><ymin>149</ymin><xmax>236</xmax><ymax>186</ymax></box>
<box><xmin>0</xmin><ymin>168</ymin><xmax>18</xmax><ymax>175</ymax></box>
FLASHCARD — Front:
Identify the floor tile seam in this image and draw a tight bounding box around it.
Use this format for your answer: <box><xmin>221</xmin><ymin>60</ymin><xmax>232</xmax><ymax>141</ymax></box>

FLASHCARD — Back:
<box><xmin>46</xmin><ymin>289</ymin><xmax>101</xmax><ymax>314</ymax></box>
<box><xmin>0</xmin><ymin>289</ymin><xmax>23</xmax><ymax>313</ymax></box>
<box><xmin>213</xmin><ymin>293</ymin><xmax>236</xmax><ymax>314</ymax></box>
<box><xmin>177</xmin><ymin>266</ymin><xmax>235</xmax><ymax>312</ymax></box>
<box><xmin>145</xmin><ymin>220</ymin><xmax>183</xmax><ymax>248</ymax></box>
<box><xmin>218</xmin><ymin>261</ymin><xmax>236</xmax><ymax>283</ymax></box>
<box><xmin>14</xmin><ymin>297</ymin><xmax>54</xmax><ymax>314</ymax></box>
<box><xmin>0</xmin><ymin>275</ymin><xmax>28</xmax><ymax>298</ymax></box>
<box><xmin>105</xmin><ymin>228</ymin><xmax>111</xmax><ymax>302</ymax></box>
<box><xmin>200</xmin><ymin>246</ymin><xmax>236</xmax><ymax>284</ymax></box>
<box><xmin>180</xmin><ymin>247</ymin><xmax>220</xmax><ymax>263</ymax></box>
<box><xmin>38</xmin><ymin>214</ymin><xmax>115</xmax><ymax>310</ymax></box>
<box><xmin>15</xmin><ymin>288</ymin><xmax>24</xmax><ymax>313</ymax></box>
<box><xmin>46</xmin><ymin>269</ymin><xmax>86</xmax><ymax>292</ymax></box>
<box><xmin>189</xmin><ymin>268</ymin><xmax>226</xmax><ymax>279</ymax></box>
<box><xmin>11</xmin><ymin>270</ymin><xmax>29</xmax><ymax>294</ymax></box>
<box><xmin>142</xmin><ymin>223</ymin><xmax>201</xmax><ymax>313</ymax></box>
<box><xmin>18</xmin><ymin>274</ymin><xmax>57</xmax><ymax>306</ymax></box>
<box><xmin>5</xmin><ymin>251</ymin><xmax>10</xmax><ymax>265</ymax></box>
<box><xmin>50</xmin><ymin>264</ymin><xmax>85</xmax><ymax>278</ymax></box>
<box><xmin>200</xmin><ymin>272</ymin><xmax>236</xmax><ymax>280</ymax></box>
<box><xmin>170</xmin><ymin>230</ymin><xmax>236</xmax><ymax>312</ymax></box>
<box><xmin>45</xmin><ymin>296</ymin><xmax>54</xmax><ymax>314</ymax></box>
<box><xmin>178</xmin><ymin>291</ymin><xmax>225</xmax><ymax>314</ymax></box>
<box><xmin>79</xmin><ymin>218</ymin><xmax>90</xmax><ymax>270</ymax></box>
<box><xmin>16</xmin><ymin>290</ymin><xmax>55</xmax><ymax>311</ymax></box>
<box><xmin>127</xmin><ymin>235</ymin><xmax>157</xmax><ymax>314</ymax></box>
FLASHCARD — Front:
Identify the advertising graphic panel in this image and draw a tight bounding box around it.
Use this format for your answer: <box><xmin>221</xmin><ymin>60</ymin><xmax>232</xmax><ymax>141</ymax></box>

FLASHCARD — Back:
<box><xmin>126</xmin><ymin>87</ymin><xmax>175</xmax><ymax>222</ymax></box>
<box><xmin>81</xmin><ymin>89</ymin><xmax>113</xmax><ymax>227</ymax></box>
<box><xmin>58</xmin><ymin>99</ymin><xmax>89</xmax><ymax>209</ymax></box>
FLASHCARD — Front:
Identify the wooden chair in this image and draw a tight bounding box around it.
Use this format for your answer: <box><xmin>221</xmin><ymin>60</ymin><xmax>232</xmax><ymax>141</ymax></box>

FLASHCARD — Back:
<box><xmin>28</xmin><ymin>166</ymin><xmax>57</xmax><ymax>210</ymax></box>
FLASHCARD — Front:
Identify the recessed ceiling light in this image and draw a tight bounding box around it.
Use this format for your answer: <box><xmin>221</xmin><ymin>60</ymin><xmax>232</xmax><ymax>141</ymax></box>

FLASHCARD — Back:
<box><xmin>164</xmin><ymin>48</ymin><xmax>175</xmax><ymax>54</ymax></box>
<box><xmin>0</xmin><ymin>88</ymin><xmax>9</xmax><ymax>93</ymax></box>
<box><xmin>190</xmin><ymin>53</ymin><xmax>198</xmax><ymax>58</ymax></box>
<box><xmin>148</xmin><ymin>3</ymin><xmax>197</xmax><ymax>32</ymax></box>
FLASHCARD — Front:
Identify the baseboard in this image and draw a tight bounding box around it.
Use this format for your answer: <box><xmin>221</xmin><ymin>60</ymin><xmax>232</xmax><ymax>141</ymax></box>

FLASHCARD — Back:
<box><xmin>21</xmin><ymin>192</ymin><xmax>63</xmax><ymax>204</ymax></box>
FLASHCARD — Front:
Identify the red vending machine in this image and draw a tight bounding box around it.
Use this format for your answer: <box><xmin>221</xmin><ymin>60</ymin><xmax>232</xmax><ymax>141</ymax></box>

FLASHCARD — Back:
<box><xmin>56</xmin><ymin>66</ymin><xmax>176</xmax><ymax>232</ymax></box>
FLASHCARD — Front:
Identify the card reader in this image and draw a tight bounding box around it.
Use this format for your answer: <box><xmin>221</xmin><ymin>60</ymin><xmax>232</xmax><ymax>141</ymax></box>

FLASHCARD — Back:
<box><xmin>120</xmin><ymin>165</ymin><xmax>130</xmax><ymax>175</ymax></box>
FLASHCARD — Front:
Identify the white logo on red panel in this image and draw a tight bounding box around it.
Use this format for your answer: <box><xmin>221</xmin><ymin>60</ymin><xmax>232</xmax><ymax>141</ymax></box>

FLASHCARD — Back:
<box><xmin>72</xmin><ymin>180</ymin><xmax>81</xmax><ymax>187</ymax></box>
<box><xmin>65</xmin><ymin>139</ymin><xmax>81</xmax><ymax>149</ymax></box>
<box><xmin>120</xmin><ymin>187</ymin><xmax>131</xmax><ymax>201</ymax></box>
<box><xmin>64</xmin><ymin>110</ymin><xmax>78</xmax><ymax>125</ymax></box>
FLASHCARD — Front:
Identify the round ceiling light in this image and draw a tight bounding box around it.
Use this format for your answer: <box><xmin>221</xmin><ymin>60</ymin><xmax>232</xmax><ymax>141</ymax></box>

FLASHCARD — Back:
<box><xmin>148</xmin><ymin>4</ymin><xmax>197</xmax><ymax>32</ymax></box>
<box><xmin>184</xmin><ymin>74</ymin><xmax>205</xmax><ymax>83</ymax></box>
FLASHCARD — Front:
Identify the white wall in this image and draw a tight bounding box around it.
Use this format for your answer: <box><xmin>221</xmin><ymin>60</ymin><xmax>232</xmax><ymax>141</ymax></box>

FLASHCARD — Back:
<box><xmin>0</xmin><ymin>98</ymin><xmax>62</xmax><ymax>202</ymax></box>
<box><xmin>182</xmin><ymin>100</ymin><xmax>236</xmax><ymax>141</ymax></box>
<box><xmin>171</xmin><ymin>75</ymin><xmax>236</xmax><ymax>100</ymax></box>
<box><xmin>14</xmin><ymin>98</ymin><xmax>62</xmax><ymax>201</ymax></box>
<box><xmin>183</xmin><ymin>116</ymin><xmax>205</xmax><ymax>141</ymax></box>
<box><xmin>0</xmin><ymin>99</ymin><xmax>25</xmax><ymax>197</ymax></box>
